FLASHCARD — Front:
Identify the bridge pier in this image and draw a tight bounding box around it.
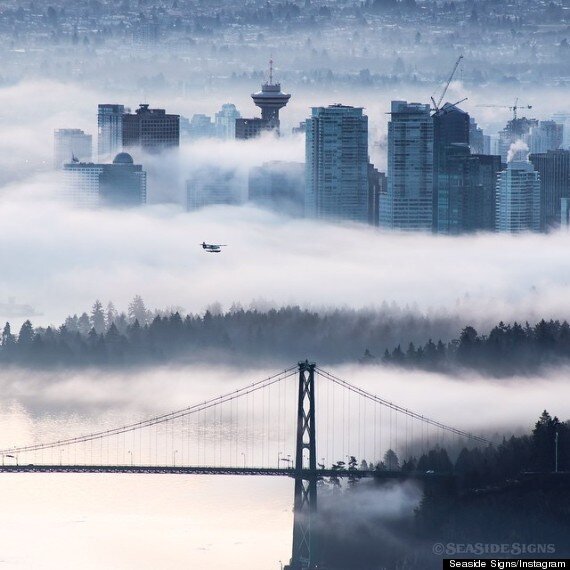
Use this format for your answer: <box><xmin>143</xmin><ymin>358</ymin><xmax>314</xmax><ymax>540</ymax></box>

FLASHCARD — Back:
<box><xmin>288</xmin><ymin>360</ymin><xmax>319</xmax><ymax>570</ymax></box>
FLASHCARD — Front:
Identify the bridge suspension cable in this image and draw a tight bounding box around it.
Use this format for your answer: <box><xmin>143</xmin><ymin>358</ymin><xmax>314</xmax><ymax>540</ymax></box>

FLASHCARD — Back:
<box><xmin>0</xmin><ymin>366</ymin><xmax>298</xmax><ymax>455</ymax></box>
<box><xmin>316</xmin><ymin>367</ymin><xmax>490</xmax><ymax>445</ymax></box>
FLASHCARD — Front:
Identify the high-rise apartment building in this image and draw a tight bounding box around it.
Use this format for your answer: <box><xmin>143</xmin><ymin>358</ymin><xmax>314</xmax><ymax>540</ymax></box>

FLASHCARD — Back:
<box><xmin>496</xmin><ymin>161</ymin><xmax>540</xmax><ymax>233</ymax></box>
<box><xmin>380</xmin><ymin>101</ymin><xmax>433</xmax><ymax>231</ymax></box>
<box><xmin>122</xmin><ymin>104</ymin><xmax>179</xmax><ymax>152</ymax></box>
<box><xmin>529</xmin><ymin>149</ymin><xmax>570</xmax><ymax>230</ymax></box>
<box><xmin>54</xmin><ymin>129</ymin><xmax>92</xmax><ymax>168</ymax></box>
<box><xmin>305</xmin><ymin>104</ymin><xmax>370</xmax><ymax>223</ymax></box>
<box><xmin>98</xmin><ymin>104</ymin><xmax>125</xmax><ymax>161</ymax></box>
<box><xmin>63</xmin><ymin>153</ymin><xmax>146</xmax><ymax>207</ymax></box>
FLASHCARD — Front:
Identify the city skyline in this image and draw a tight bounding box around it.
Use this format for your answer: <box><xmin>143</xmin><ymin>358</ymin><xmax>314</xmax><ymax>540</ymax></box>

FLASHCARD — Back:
<box><xmin>56</xmin><ymin>84</ymin><xmax>570</xmax><ymax>233</ymax></box>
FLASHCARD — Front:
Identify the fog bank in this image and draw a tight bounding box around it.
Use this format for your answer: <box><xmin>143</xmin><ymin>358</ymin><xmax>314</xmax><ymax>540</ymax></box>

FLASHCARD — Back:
<box><xmin>2</xmin><ymin>187</ymin><xmax>570</xmax><ymax>328</ymax></box>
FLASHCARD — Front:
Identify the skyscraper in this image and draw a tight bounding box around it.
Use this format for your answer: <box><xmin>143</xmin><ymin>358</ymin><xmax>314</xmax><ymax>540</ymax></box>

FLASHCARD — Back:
<box><xmin>562</xmin><ymin>198</ymin><xmax>570</xmax><ymax>228</ymax></box>
<box><xmin>63</xmin><ymin>162</ymin><xmax>103</xmax><ymax>207</ymax></box>
<box><xmin>496</xmin><ymin>161</ymin><xmax>540</xmax><ymax>233</ymax></box>
<box><xmin>434</xmin><ymin>143</ymin><xmax>471</xmax><ymax>235</ymax></box>
<box><xmin>368</xmin><ymin>164</ymin><xmax>387</xmax><ymax>226</ymax></box>
<box><xmin>248</xmin><ymin>161</ymin><xmax>305</xmax><ymax>217</ymax></box>
<box><xmin>381</xmin><ymin>101</ymin><xmax>433</xmax><ymax>231</ymax></box>
<box><xmin>235</xmin><ymin>118</ymin><xmax>271</xmax><ymax>140</ymax></box>
<box><xmin>215</xmin><ymin>104</ymin><xmax>241</xmax><ymax>139</ymax></box>
<box><xmin>186</xmin><ymin>167</ymin><xmax>243</xmax><ymax>210</ymax></box>
<box><xmin>98</xmin><ymin>104</ymin><xmax>125</xmax><ymax>161</ymax></box>
<box><xmin>498</xmin><ymin>117</ymin><xmax>538</xmax><ymax>162</ymax></box>
<box><xmin>63</xmin><ymin>153</ymin><xmax>146</xmax><ymax>207</ymax></box>
<box><xmin>99</xmin><ymin>153</ymin><xmax>147</xmax><ymax>207</ymax></box>
<box><xmin>469</xmin><ymin>117</ymin><xmax>485</xmax><ymax>155</ymax></box>
<box><xmin>551</xmin><ymin>113</ymin><xmax>570</xmax><ymax>149</ymax></box>
<box><xmin>54</xmin><ymin>129</ymin><xmax>92</xmax><ymax>169</ymax></box>
<box><xmin>122</xmin><ymin>104</ymin><xmax>180</xmax><ymax>153</ymax></box>
<box><xmin>529</xmin><ymin>149</ymin><xmax>570</xmax><ymax>230</ymax></box>
<box><xmin>186</xmin><ymin>114</ymin><xmax>215</xmax><ymax>139</ymax></box>
<box><xmin>305</xmin><ymin>104</ymin><xmax>369</xmax><ymax>223</ymax></box>
<box><xmin>463</xmin><ymin>154</ymin><xmax>503</xmax><ymax>232</ymax></box>
<box><xmin>433</xmin><ymin>103</ymin><xmax>470</xmax><ymax>233</ymax></box>
<box><xmin>528</xmin><ymin>121</ymin><xmax>563</xmax><ymax>154</ymax></box>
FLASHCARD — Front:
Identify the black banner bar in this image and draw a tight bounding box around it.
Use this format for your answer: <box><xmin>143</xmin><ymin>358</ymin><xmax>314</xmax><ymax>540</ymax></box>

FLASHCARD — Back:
<box><xmin>444</xmin><ymin>560</ymin><xmax>570</xmax><ymax>569</ymax></box>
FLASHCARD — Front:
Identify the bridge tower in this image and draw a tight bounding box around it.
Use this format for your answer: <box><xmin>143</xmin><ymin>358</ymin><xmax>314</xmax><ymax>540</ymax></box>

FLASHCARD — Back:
<box><xmin>288</xmin><ymin>360</ymin><xmax>319</xmax><ymax>570</ymax></box>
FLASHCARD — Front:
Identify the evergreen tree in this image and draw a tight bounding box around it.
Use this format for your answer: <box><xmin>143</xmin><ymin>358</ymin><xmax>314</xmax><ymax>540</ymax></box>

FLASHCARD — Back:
<box><xmin>105</xmin><ymin>302</ymin><xmax>118</xmax><ymax>331</ymax></box>
<box><xmin>532</xmin><ymin>410</ymin><xmax>567</xmax><ymax>471</ymax></box>
<box><xmin>128</xmin><ymin>295</ymin><xmax>148</xmax><ymax>325</ymax></box>
<box><xmin>91</xmin><ymin>300</ymin><xmax>105</xmax><ymax>334</ymax></box>
<box><xmin>383</xmin><ymin>449</ymin><xmax>400</xmax><ymax>470</ymax></box>
<box><xmin>18</xmin><ymin>320</ymin><xmax>34</xmax><ymax>345</ymax></box>
<box><xmin>2</xmin><ymin>322</ymin><xmax>15</xmax><ymax>347</ymax></box>
<box><xmin>77</xmin><ymin>312</ymin><xmax>91</xmax><ymax>336</ymax></box>
<box><xmin>64</xmin><ymin>315</ymin><xmax>79</xmax><ymax>333</ymax></box>
<box><xmin>115</xmin><ymin>312</ymin><xmax>128</xmax><ymax>334</ymax></box>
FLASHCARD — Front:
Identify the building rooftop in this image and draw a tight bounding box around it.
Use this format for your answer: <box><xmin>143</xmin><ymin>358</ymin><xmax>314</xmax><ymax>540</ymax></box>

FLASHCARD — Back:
<box><xmin>113</xmin><ymin>152</ymin><xmax>134</xmax><ymax>164</ymax></box>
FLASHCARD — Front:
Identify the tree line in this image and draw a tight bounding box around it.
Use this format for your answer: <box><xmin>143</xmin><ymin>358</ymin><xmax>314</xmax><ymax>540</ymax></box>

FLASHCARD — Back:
<box><xmin>319</xmin><ymin>410</ymin><xmax>570</xmax><ymax>569</ymax></box>
<box><xmin>328</xmin><ymin>410</ymin><xmax>570</xmax><ymax>491</ymax></box>
<box><xmin>370</xmin><ymin>319</ymin><xmax>570</xmax><ymax>375</ymax></box>
<box><xmin>6</xmin><ymin>300</ymin><xmax>570</xmax><ymax>373</ymax></box>
<box><xmin>0</xmin><ymin>297</ymin><xmax>462</xmax><ymax>368</ymax></box>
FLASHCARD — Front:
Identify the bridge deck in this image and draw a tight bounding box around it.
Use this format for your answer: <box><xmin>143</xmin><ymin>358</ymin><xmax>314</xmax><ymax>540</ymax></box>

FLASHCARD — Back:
<box><xmin>0</xmin><ymin>464</ymin><xmax>443</xmax><ymax>478</ymax></box>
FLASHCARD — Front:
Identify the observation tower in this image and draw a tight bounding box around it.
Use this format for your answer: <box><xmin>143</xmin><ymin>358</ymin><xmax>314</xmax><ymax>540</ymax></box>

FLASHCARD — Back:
<box><xmin>251</xmin><ymin>60</ymin><xmax>291</xmax><ymax>131</ymax></box>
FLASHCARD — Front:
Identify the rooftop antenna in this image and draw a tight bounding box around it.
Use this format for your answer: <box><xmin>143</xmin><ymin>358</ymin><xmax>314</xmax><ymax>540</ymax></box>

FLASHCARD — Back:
<box><xmin>269</xmin><ymin>57</ymin><xmax>273</xmax><ymax>85</ymax></box>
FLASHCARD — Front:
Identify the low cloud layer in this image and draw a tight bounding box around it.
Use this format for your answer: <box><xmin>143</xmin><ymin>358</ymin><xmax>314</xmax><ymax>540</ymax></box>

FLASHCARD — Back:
<box><xmin>2</xmin><ymin>183</ymin><xmax>570</xmax><ymax>329</ymax></box>
<box><xmin>1</xmin><ymin>362</ymin><xmax>569</xmax><ymax>446</ymax></box>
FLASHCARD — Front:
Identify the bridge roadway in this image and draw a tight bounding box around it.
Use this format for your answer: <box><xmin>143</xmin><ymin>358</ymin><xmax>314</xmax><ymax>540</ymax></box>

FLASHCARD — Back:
<box><xmin>0</xmin><ymin>464</ymin><xmax>444</xmax><ymax>479</ymax></box>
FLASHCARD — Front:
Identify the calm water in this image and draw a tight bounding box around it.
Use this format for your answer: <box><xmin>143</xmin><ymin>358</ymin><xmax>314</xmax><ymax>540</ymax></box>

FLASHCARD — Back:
<box><xmin>0</xmin><ymin>473</ymin><xmax>293</xmax><ymax>569</ymax></box>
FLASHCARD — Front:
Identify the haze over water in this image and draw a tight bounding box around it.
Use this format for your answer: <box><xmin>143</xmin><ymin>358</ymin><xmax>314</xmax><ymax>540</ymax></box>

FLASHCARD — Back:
<box><xmin>0</xmin><ymin>472</ymin><xmax>292</xmax><ymax>570</ymax></box>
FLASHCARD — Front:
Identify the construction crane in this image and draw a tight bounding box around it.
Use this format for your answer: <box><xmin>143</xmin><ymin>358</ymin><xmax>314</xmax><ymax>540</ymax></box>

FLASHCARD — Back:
<box><xmin>476</xmin><ymin>97</ymin><xmax>533</xmax><ymax>121</ymax></box>
<box><xmin>431</xmin><ymin>54</ymin><xmax>465</xmax><ymax>114</ymax></box>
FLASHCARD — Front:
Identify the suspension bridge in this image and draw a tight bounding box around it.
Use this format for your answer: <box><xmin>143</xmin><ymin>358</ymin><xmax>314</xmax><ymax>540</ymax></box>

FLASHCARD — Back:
<box><xmin>0</xmin><ymin>361</ymin><xmax>490</xmax><ymax>570</ymax></box>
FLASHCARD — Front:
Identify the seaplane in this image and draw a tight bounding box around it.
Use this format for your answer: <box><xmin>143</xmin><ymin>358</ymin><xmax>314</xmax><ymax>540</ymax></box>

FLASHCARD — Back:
<box><xmin>200</xmin><ymin>242</ymin><xmax>227</xmax><ymax>253</ymax></box>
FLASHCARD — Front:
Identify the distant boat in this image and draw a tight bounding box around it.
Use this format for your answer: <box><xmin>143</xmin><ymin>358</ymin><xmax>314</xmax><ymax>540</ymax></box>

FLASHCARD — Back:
<box><xmin>0</xmin><ymin>298</ymin><xmax>40</xmax><ymax>318</ymax></box>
